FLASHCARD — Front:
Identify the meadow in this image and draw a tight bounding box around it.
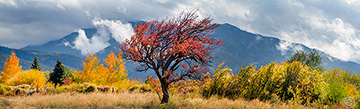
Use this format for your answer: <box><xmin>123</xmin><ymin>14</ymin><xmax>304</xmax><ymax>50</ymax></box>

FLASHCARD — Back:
<box><xmin>0</xmin><ymin>48</ymin><xmax>359</xmax><ymax>108</ymax></box>
<box><xmin>1</xmin><ymin>91</ymin><xmax>303</xmax><ymax>108</ymax></box>
<box><xmin>0</xmin><ymin>9</ymin><xmax>359</xmax><ymax>109</ymax></box>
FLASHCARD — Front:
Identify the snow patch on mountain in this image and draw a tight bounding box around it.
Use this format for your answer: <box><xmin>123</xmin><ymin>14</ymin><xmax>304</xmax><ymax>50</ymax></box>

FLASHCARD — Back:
<box><xmin>276</xmin><ymin>40</ymin><xmax>304</xmax><ymax>55</ymax></box>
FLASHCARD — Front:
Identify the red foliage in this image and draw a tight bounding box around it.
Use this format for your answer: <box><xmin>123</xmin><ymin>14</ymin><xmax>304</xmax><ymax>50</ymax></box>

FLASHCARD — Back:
<box><xmin>121</xmin><ymin>9</ymin><xmax>223</xmax><ymax>103</ymax></box>
<box><xmin>62</xmin><ymin>77</ymin><xmax>73</xmax><ymax>85</ymax></box>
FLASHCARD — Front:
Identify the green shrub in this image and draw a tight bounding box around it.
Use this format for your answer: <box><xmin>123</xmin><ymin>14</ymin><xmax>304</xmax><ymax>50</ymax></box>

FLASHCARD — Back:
<box><xmin>4</xmin><ymin>86</ymin><xmax>12</xmax><ymax>91</ymax></box>
<box><xmin>323</xmin><ymin>68</ymin><xmax>360</xmax><ymax>106</ymax></box>
<box><xmin>325</xmin><ymin>80</ymin><xmax>348</xmax><ymax>103</ymax></box>
<box><xmin>129</xmin><ymin>84</ymin><xmax>152</xmax><ymax>92</ymax></box>
<box><xmin>201</xmin><ymin>61</ymin><xmax>327</xmax><ymax>105</ymax></box>
<box><xmin>4</xmin><ymin>91</ymin><xmax>14</xmax><ymax>96</ymax></box>
<box><xmin>0</xmin><ymin>84</ymin><xmax>5</xmax><ymax>95</ymax></box>
<box><xmin>77</xmin><ymin>83</ymin><xmax>98</xmax><ymax>93</ymax></box>
<box><xmin>201</xmin><ymin>62</ymin><xmax>233</xmax><ymax>98</ymax></box>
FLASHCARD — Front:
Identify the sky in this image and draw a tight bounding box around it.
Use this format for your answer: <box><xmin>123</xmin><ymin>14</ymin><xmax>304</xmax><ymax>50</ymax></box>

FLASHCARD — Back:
<box><xmin>1</xmin><ymin>0</ymin><xmax>360</xmax><ymax>63</ymax></box>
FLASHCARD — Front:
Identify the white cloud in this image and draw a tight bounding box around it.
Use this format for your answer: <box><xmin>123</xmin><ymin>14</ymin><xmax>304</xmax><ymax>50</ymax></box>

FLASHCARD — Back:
<box><xmin>92</xmin><ymin>18</ymin><xmax>134</xmax><ymax>43</ymax></box>
<box><xmin>72</xmin><ymin>29</ymin><xmax>110</xmax><ymax>55</ymax></box>
<box><xmin>70</xmin><ymin>18</ymin><xmax>134</xmax><ymax>55</ymax></box>
<box><xmin>255</xmin><ymin>35</ymin><xmax>262</xmax><ymax>41</ymax></box>
<box><xmin>58</xmin><ymin>0</ymin><xmax>82</xmax><ymax>9</ymax></box>
<box><xmin>286</xmin><ymin>12</ymin><xmax>360</xmax><ymax>62</ymax></box>
<box><xmin>63</xmin><ymin>40</ymin><xmax>70</xmax><ymax>47</ymax></box>
<box><xmin>0</xmin><ymin>0</ymin><xmax>17</xmax><ymax>7</ymax></box>
<box><xmin>1</xmin><ymin>0</ymin><xmax>360</xmax><ymax>64</ymax></box>
<box><xmin>276</xmin><ymin>40</ymin><xmax>304</xmax><ymax>55</ymax></box>
<box><xmin>56</xmin><ymin>2</ymin><xmax>66</xmax><ymax>11</ymax></box>
<box><xmin>346</xmin><ymin>0</ymin><xmax>359</xmax><ymax>5</ymax></box>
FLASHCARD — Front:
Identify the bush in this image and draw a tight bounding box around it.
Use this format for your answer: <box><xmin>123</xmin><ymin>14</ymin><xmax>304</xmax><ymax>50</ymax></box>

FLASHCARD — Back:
<box><xmin>76</xmin><ymin>83</ymin><xmax>98</xmax><ymax>93</ymax></box>
<box><xmin>5</xmin><ymin>69</ymin><xmax>46</xmax><ymax>88</ymax></box>
<box><xmin>4</xmin><ymin>91</ymin><xmax>14</xmax><ymax>96</ymax></box>
<box><xmin>201</xmin><ymin>62</ymin><xmax>232</xmax><ymax>98</ymax></box>
<box><xmin>129</xmin><ymin>84</ymin><xmax>152</xmax><ymax>92</ymax></box>
<box><xmin>0</xmin><ymin>84</ymin><xmax>5</xmax><ymax>95</ymax></box>
<box><xmin>323</xmin><ymin>68</ymin><xmax>360</xmax><ymax>107</ymax></box>
<box><xmin>201</xmin><ymin>61</ymin><xmax>327</xmax><ymax>105</ymax></box>
<box><xmin>227</xmin><ymin>65</ymin><xmax>255</xmax><ymax>99</ymax></box>
<box><xmin>171</xmin><ymin>79</ymin><xmax>201</xmax><ymax>95</ymax></box>
<box><xmin>3</xmin><ymin>85</ymin><xmax>12</xmax><ymax>92</ymax></box>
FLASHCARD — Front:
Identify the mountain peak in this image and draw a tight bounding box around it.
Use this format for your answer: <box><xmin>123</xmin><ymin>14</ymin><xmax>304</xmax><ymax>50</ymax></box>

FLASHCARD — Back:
<box><xmin>19</xmin><ymin>22</ymin><xmax>360</xmax><ymax>75</ymax></box>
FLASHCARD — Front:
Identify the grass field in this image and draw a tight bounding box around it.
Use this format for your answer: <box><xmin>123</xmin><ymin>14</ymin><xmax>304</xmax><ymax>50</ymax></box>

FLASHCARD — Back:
<box><xmin>0</xmin><ymin>91</ymin><xmax>307</xmax><ymax>108</ymax></box>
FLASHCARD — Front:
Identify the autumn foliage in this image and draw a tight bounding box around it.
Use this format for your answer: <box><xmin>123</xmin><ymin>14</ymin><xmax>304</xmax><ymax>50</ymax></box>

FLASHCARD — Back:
<box><xmin>1</xmin><ymin>52</ymin><xmax>22</xmax><ymax>84</ymax></box>
<box><xmin>75</xmin><ymin>50</ymin><xmax>132</xmax><ymax>89</ymax></box>
<box><xmin>75</xmin><ymin>53</ymin><xmax>106</xmax><ymax>84</ymax></box>
<box><xmin>5</xmin><ymin>69</ymin><xmax>46</xmax><ymax>88</ymax></box>
<box><xmin>121</xmin><ymin>9</ymin><xmax>223</xmax><ymax>103</ymax></box>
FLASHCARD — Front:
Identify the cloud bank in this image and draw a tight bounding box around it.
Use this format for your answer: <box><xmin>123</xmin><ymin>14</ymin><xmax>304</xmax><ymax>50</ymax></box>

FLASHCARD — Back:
<box><xmin>1</xmin><ymin>0</ymin><xmax>360</xmax><ymax>63</ymax></box>
<box><xmin>72</xmin><ymin>29</ymin><xmax>110</xmax><ymax>55</ymax></box>
<box><xmin>72</xmin><ymin>18</ymin><xmax>134</xmax><ymax>55</ymax></box>
<box><xmin>92</xmin><ymin>18</ymin><xmax>134</xmax><ymax>43</ymax></box>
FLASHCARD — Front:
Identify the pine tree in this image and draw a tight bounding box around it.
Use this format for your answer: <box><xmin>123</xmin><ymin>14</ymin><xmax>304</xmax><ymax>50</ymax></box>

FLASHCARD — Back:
<box><xmin>31</xmin><ymin>56</ymin><xmax>41</xmax><ymax>71</ymax></box>
<box><xmin>49</xmin><ymin>59</ymin><xmax>66</xmax><ymax>86</ymax></box>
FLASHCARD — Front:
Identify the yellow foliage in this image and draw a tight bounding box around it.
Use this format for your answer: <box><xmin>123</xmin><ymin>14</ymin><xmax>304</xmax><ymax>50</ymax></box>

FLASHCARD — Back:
<box><xmin>111</xmin><ymin>79</ymin><xmax>139</xmax><ymax>91</ymax></box>
<box><xmin>75</xmin><ymin>50</ymin><xmax>129</xmax><ymax>87</ymax></box>
<box><xmin>201</xmin><ymin>62</ymin><xmax>233</xmax><ymax>98</ymax></box>
<box><xmin>1</xmin><ymin>52</ymin><xmax>22</xmax><ymax>83</ymax></box>
<box><xmin>324</xmin><ymin>68</ymin><xmax>360</xmax><ymax>106</ymax></box>
<box><xmin>75</xmin><ymin>53</ymin><xmax>106</xmax><ymax>84</ymax></box>
<box><xmin>103</xmin><ymin>50</ymin><xmax>128</xmax><ymax>85</ymax></box>
<box><xmin>202</xmin><ymin>61</ymin><xmax>327</xmax><ymax>104</ymax></box>
<box><xmin>5</xmin><ymin>69</ymin><xmax>46</xmax><ymax>88</ymax></box>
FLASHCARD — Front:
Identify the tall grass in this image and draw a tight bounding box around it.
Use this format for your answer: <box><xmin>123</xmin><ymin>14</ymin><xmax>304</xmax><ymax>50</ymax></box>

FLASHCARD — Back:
<box><xmin>0</xmin><ymin>92</ymin><xmax>298</xmax><ymax>108</ymax></box>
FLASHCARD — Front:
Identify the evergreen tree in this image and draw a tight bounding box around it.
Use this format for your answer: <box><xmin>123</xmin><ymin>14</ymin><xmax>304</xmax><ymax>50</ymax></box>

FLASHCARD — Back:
<box><xmin>49</xmin><ymin>59</ymin><xmax>66</xmax><ymax>86</ymax></box>
<box><xmin>31</xmin><ymin>56</ymin><xmax>41</xmax><ymax>71</ymax></box>
<box><xmin>287</xmin><ymin>49</ymin><xmax>323</xmax><ymax>71</ymax></box>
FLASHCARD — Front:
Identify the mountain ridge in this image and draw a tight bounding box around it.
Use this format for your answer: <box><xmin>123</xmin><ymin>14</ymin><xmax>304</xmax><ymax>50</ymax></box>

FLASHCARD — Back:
<box><xmin>7</xmin><ymin>22</ymin><xmax>359</xmax><ymax>80</ymax></box>
<box><xmin>0</xmin><ymin>46</ymin><xmax>83</xmax><ymax>72</ymax></box>
<box><xmin>213</xmin><ymin>23</ymin><xmax>360</xmax><ymax>74</ymax></box>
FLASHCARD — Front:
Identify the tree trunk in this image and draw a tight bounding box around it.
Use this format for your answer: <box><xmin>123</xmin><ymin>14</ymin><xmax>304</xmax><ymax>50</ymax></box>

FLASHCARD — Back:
<box><xmin>160</xmin><ymin>79</ymin><xmax>169</xmax><ymax>104</ymax></box>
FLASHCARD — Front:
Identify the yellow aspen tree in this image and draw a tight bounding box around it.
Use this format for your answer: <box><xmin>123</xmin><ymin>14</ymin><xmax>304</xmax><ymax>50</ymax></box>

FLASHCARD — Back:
<box><xmin>1</xmin><ymin>51</ymin><xmax>22</xmax><ymax>83</ymax></box>
<box><xmin>76</xmin><ymin>54</ymin><xmax>107</xmax><ymax>84</ymax></box>
<box><xmin>76</xmin><ymin>51</ymin><xmax>130</xmax><ymax>86</ymax></box>
<box><xmin>103</xmin><ymin>50</ymin><xmax>127</xmax><ymax>85</ymax></box>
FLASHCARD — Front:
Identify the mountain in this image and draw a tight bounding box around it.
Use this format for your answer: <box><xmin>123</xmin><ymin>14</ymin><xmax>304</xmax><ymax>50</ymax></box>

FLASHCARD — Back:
<box><xmin>211</xmin><ymin>23</ymin><xmax>360</xmax><ymax>74</ymax></box>
<box><xmin>22</xmin><ymin>28</ymin><xmax>94</xmax><ymax>57</ymax></box>
<box><xmin>19</xmin><ymin>22</ymin><xmax>360</xmax><ymax>78</ymax></box>
<box><xmin>0</xmin><ymin>46</ymin><xmax>82</xmax><ymax>71</ymax></box>
<box><xmin>22</xmin><ymin>22</ymin><xmax>141</xmax><ymax>57</ymax></box>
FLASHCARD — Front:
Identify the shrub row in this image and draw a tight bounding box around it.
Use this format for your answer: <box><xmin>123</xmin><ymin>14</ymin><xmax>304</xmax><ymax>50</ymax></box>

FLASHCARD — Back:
<box><xmin>201</xmin><ymin>61</ymin><xmax>359</xmax><ymax>107</ymax></box>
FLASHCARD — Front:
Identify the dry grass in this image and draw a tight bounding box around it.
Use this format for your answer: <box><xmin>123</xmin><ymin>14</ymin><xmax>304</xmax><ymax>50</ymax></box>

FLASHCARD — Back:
<box><xmin>0</xmin><ymin>91</ymin><xmax>304</xmax><ymax>108</ymax></box>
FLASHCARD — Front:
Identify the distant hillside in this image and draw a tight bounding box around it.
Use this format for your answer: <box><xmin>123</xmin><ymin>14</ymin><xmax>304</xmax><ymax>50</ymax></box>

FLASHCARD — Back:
<box><xmin>0</xmin><ymin>46</ymin><xmax>82</xmax><ymax>71</ymax></box>
<box><xmin>22</xmin><ymin>22</ymin><xmax>141</xmax><ymax>57</ymax></box>
<box><xmin>212</xmin><ymin>23</ymin><xmax>360</xmax><ymax>74</ymax></box>
<box><xmin>19</xmin><ymin>22</ymin><xmax>360</xmax><ymax>79</ymax></box>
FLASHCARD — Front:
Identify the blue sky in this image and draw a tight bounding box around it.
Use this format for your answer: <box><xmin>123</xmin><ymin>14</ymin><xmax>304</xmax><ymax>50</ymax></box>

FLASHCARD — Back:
<box><xmin>1</xmin><ymin>0</ymin><xmax>360</xmax><ymax>63</ymax></box>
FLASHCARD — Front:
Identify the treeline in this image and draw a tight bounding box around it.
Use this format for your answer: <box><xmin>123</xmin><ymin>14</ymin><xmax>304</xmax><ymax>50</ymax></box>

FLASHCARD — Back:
<box><xmin>0</xmin><ymin>50</ymin><xmax>137</xmax><ymax>96</ymax></box>
<box><xmin>145</xmin><ymin>50</ymin><xmax>360</xmax><ymax>108</ymax></box>
<box><xmin>0</xmin><ymin>50</ymin><xmax>359</xmax><ymax>108</ymax></box>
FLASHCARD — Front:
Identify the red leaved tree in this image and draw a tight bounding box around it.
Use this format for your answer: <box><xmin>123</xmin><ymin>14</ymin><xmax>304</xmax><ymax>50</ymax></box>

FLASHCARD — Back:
<box><xmin>121</xmin><ymin>10</ymin><xmax>223</xmax><ymax>103</ymax></box>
